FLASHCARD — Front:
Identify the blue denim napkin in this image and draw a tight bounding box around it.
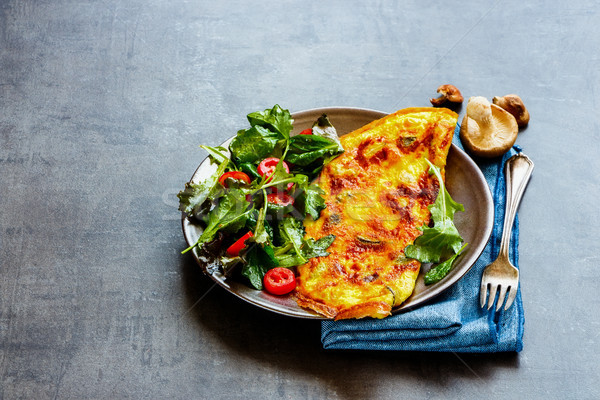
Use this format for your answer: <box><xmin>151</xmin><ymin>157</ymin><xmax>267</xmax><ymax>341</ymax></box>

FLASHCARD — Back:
<box><xmin>321</xmin><ymin>133</ymin><xmax>525</xmax><ymax>352</ymax></box>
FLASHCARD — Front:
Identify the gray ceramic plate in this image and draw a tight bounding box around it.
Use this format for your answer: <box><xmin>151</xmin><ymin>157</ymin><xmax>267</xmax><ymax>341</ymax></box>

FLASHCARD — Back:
<box><xmin>182</xmin><ymin>107</ymin><xmax>494</xmax><ymax>319</ymax></box>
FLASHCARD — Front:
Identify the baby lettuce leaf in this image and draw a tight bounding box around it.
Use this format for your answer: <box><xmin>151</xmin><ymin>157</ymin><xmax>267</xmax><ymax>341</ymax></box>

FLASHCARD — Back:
<box><xmin>247</xmin><ymin>104</ymin><xmax>293</xmax><ymax>138</ymax></box>
<box><xmin>178</xmin><ymin>156</ymin><xmax>229</xmax><ymax>216</ymax></box>
<box><xmin>182</xmin><ymin>188</ymin><xmax>252</xmax><ymax>254</ymax></box>
<box><xmin>228</xmin><ymin>126</ymin><xmax>282</xmax><ymax>164</ymax></box>
<box><xmin>424</xmin><ymin>243</ymin><xmax>468</xmax><ymax>285</ymax></box>
<box><xmin>404</xmin><ymin>159</ymin><xmax>465</xmax><ymax>263</ymax></box>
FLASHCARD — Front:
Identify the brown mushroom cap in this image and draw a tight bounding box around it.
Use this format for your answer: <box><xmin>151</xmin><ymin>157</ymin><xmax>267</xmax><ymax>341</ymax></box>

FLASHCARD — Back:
<box><xmin>492</xmin><ymin>94</ymin><xmax>530</xmax><ymax>127</ymax></box>
<box><xmin>430</xmin><ymin>84</ymin><xmax>463</xmax><ymax>106</ymax></box>
<box><xmin>460</xmin><ymin>97</ymin><xmax>519</xmax><ymax>158</ymax></box>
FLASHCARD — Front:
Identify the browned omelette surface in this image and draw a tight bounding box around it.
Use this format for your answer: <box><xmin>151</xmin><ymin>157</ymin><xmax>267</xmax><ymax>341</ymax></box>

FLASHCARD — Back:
<box><xmin>296</xmin><ymin>107</ymin><xmax>458</xmax><ymax>319</ymax></box>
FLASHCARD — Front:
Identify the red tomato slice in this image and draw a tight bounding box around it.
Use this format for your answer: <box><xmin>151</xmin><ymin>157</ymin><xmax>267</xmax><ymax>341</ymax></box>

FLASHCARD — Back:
<box><xmin>264</xmin><ymin>267</ymin><xmax>296</xmax><ymax>295</ymax></box>
<box><xmin>257</xmin><ymin>157</ymin><xmax>289</xmax><ymax>182</ymax></box>
<box><xmin>219</xmin><ymin>171</ymin><xmax>251</xmax><ymax>187</ymax></box>
<box><xmin>299</xmin><ymin>128</ymin><xmax>313</xmax><ymax>135</ymax></box>
<box><xmin>271</xmin><ymin>182</ymin><xmax>294</xmax><ymax>193</ymax></box>
<box><xmin>226</xmin><ymin>231</ymin><xmax>253</xmax><ymax>257</ymax></box>
<box><xmin>267</xmin><ymin>192</ymin><xmax>294</xmax><ymax>206</ymax></box>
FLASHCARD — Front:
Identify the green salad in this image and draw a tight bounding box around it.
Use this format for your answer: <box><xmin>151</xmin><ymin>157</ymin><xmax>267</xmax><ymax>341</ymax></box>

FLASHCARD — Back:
<box><xmin>178</xmin><ymin>105</ymin><xmax>344</xmax><ymax>291</ymax></box>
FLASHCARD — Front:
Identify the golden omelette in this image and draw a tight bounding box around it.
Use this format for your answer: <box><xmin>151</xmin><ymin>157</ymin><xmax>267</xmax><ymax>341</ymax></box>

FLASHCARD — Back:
<box><xmin>296</xmin><ymin>107</ymin><xmax>458</xmax><ymax>320</ymax></box>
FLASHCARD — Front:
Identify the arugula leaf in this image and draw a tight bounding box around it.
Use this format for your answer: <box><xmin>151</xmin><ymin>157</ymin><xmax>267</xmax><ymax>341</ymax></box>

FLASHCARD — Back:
<box><xmin>228</xmin><ymin>126</ymin><xmax>282</xmax><ymax>164</ymax></box>
<box><xmin>295</xmin><ymin>184</ymin><xmax>326</xmax><ymax>220</ymax></box>
<box><xmin>247</xmin><ymin>104</ymin><xmax>294</xmax><ymax>138</ymax></box>
<box><xmin>404</xmin><ymin>159</ymin><xmax>465</xmax><ymax>263</ymax></box>
<box><xmin>199</xmin><ymin>145</ymin><xmax>230</xmax><ymax>164</ymax></box>
<box><xmin>242</xmin><ymin>244</ymin><xmax>279</xmax><ymax>289</ymax></box>
<box><xmin>302</xmin><ymin>234</ymin><xmax>336</xmax><ymax>258</ymax></box>
<box><xmin>252</xmin><ymin>189</ymin><xmax>271</xmax><ymax>245</ymax></box>
<box><xmin>424</xmin><ymin>243</ymin><xmax>468</xmax><ymax>285</ymax></box>
<box><xmin>178</xmin><ymin>156</ymin><xmax>229</xmax><ymax>216</ymax></box>
<box><xmin>285</xmin><ymin>135</ymin><xmax>343</xmax><ymax>166</ymax></box>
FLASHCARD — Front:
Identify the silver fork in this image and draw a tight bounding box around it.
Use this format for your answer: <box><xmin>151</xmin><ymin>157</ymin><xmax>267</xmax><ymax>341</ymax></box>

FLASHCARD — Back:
<box><xmin>480</xmin><ymin>152</ymin><xmax>534</xmax><ymax>311</ymax></box>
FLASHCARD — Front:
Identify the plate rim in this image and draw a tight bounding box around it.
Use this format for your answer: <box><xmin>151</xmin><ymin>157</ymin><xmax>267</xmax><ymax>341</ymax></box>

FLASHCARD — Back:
<box><xmin>181</xmin><ymin>106</ymin><xmax>494</xmax><ymax>319</ymax></box>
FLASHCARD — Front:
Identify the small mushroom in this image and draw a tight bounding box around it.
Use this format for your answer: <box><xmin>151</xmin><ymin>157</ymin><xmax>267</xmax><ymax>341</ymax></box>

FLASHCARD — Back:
<box><xmin>430</xmin><ymin>84</ymin><xmax>464</xmax><ymax>107</ymax></box>
<box><xmin>492</xmin><ymin>94</ymin><xmax>530</xmax><ymax>127</ymax></box>
<box><xmin>459</xmin><ymin>96</ymin><xmax>518</xmax><ymax>158</ymax></box>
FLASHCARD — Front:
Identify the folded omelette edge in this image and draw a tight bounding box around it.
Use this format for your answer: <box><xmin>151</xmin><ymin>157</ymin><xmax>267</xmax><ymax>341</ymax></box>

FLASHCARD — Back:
<box><xmin>296</xmin><ymin>107</ymin><xmax>458</xmax><ymax>320</ymax></box>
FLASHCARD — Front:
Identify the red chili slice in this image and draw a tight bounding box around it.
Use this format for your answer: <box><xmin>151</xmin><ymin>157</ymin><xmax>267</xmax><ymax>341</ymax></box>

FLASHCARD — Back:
<box><xmin>226</xmin><ymin>231</ymin><xmax>253</xmax><ymax>257</ymax></box>
<box><xmin>218</xmin><ymin>171</ymin><xmax>251</xmax><ymax>187</ymax></box>
<box><xmin>299</xmin><ymin>128</ymin><xmax>313</xmax><ymax>135</ymax></box>
<box><xmin>263</xmin><ymin>267</ymin><xmax>296</xmax><ymax>295</ymax></box>
<box><xmin>267</xmin><ymin>192</ymin><xmax>294</xmax><ymax>206</ymax></box>
<box><xmin>257</xmin><ymin>157</ymin><xmax>289</xmax><ymax>182</ymax></box>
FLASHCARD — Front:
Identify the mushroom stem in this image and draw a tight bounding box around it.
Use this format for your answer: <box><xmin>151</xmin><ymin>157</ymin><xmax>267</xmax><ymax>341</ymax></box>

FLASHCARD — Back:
<box><xmin>466</xmin><ymin>96</ymin><xmax>493</xmax><ymax>127</ymax></box>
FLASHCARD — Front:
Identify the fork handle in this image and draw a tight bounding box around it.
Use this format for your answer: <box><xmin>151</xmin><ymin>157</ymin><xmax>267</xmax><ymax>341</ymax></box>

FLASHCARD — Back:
<box><xmin>498</xmin><ymin>152</ymin><xmax>534</xmax><ymax>260</ymax></box>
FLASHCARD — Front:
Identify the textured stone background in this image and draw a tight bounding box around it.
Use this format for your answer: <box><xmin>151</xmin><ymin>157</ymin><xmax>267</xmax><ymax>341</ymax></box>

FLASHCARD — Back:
<box><xmin>1</xmin><ymin>0</ymin><xmax>598</xmax><ymax>398</ymax></box>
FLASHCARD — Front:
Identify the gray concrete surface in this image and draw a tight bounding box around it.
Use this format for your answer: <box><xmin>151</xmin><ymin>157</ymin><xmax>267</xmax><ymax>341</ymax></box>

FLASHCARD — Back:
<box><xmin>1</xmin><ymin>0</ymin><xmax>598</xmax><ymax>398</ymax></box>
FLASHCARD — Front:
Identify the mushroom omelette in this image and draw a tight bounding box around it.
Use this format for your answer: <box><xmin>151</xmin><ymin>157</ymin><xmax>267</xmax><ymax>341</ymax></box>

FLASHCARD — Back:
<box><xmin>296</xmin><ymin>107</ymin><xmax>458</xmax><ymax>320</ymax></box>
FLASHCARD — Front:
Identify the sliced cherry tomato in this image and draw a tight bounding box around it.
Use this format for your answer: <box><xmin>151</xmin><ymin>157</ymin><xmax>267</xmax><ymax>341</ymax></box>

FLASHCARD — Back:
<box><xmin>263</xmin><ymin>267</ymin><xmax>296</xmax><ymax>295</ymax></box>
<box><xmin>299</xmin><ymin>128</ymin><xmax>313</xmax><ymax>135</ymax></box>
<box><xmin>226</xmin><ymin>231</ymin><xmax>253</xmax><ymax>257</ymax></box>
<box><xmin>267</xmin><ymin>192</ymin><xmax>294</xmax><ymax>206</ymax></box>
<box><xmin>271</xmin><ymin>182</ymin><xmax>294</xmax><ymax>193</ymax></box>
<box><xmin>219</xmin><ymin>171</ymin><xmax>251</xmax><ymax>187</ymax></box>
<box><xmin>257</xmin><ymin>157</ymin><xmax>289</xmax><ymax>182</ymax></box>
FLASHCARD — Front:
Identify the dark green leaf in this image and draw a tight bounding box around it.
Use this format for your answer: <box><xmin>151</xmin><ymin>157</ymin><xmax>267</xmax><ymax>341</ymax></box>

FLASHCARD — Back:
<box><xmin>228</xmin><ymin>126</ymin><xmax>282</xmax><ymax>164</ymax></box>
<box><xmin>285</xmin><ymin>135</ymin><xmax>343</xmax><ymax>167</ymax></box>
<box><xmin>247</xmin><ymin>104</ymin><xmax>293</xmax><ymax>138</ymax></box>
<box><xmin>241</xmin><ymin>245</ymin><xmax>279</xmax><ymax>289</ymax></box>
<box><xmin>424</xmin><ymin>244</ymin><xmax>468</xmax><ymax>285</ymax></box>
<box><xmin>198</xmin><ymin>188</ymin><xmax>252</xmax><ymax>244</ymax></box>
<box><xmin>245</xmin><ymin>209</ymin><xmax>274</xmax><ymax>241</ymax></box>
<box><xmin>239</xmin><ymin>162</ymin><xmax>261</xmax><ymax>180</ymax></box>
<box><xmin>404</xmin><ymin>160</ymin><xmax>465</xmax><ymax>263</ymax></box>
